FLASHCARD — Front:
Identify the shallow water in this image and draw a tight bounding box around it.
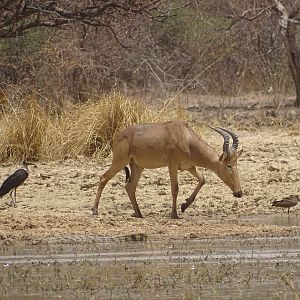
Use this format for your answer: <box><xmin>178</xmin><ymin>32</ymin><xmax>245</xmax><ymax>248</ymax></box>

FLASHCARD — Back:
<box><xmin>1</xmin><ymin>236</ymin><xmax>300</xmax><ymax>299</ymax></box>
<box><xmin>243</xmin><ymin>213</ymin><xmax>300</xmax><ymax>227</ymax></box>
<box><xmin>0</xmin><ymin>246</ymin><xmax>300</xmax><ymax>264</ymax></box>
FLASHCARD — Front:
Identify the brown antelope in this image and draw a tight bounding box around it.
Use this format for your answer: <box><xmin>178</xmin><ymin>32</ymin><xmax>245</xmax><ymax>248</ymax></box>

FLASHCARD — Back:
<box><xmin>92</xmin><ymin>120</ymin><xmax>243</xmax><ymax>219</ymax></box>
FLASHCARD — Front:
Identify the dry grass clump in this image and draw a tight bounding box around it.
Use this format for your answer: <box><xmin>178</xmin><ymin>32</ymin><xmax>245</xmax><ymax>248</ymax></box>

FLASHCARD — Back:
<box><xmin>0</xmin><ymin>94</ymin><xmax>188</xmax><ymax>162</ymax></box>
<box><xmin>289</xmin><ymin>121</ymin><xmax>300</xmax><ymax>136</ymax></box>
<box><xmin>0</xmin><ymin>97</ymin><xmax>48</xmax><ymax>161</ymax></box>
<box><xmin>43</xmin><ymin>94</ymin><xmax>153</xmax><ymax>159</ymax></box>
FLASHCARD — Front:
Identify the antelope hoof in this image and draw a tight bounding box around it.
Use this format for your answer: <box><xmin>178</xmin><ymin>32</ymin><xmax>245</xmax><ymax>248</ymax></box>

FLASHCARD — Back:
<box><xmin>181</xmin><ymin>202</ymin><xmax>188</xmax><ymax>213</ymax></box>
<box><xmin>131</xmin><ymin>212</ymin><xmax>143</xmax><ymax>218</ymax></box>
<box><xmin>171</xmin><ymin>213</ymin><xmax>180</xmax><ymax>219</ymax></box>
<box><xmin>92</xmin><ymin>208</ymin><xmax>98</xmax><ymax>216</ymax></box>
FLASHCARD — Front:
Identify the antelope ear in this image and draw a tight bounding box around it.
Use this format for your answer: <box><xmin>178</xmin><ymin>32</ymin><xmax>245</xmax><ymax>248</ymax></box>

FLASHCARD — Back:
<box><xmin>219</xmin><ymin>152</ymin><xmax>227</xmax><ymax>162</ymax></box>
<box><xmin>237</xmin><ymin>149</ymin><xmax>243</xmax><ymax>158</ymax></box>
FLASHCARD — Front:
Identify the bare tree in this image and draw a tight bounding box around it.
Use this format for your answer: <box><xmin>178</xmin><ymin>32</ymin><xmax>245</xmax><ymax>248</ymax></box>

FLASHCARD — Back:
<box><xmin>0</xmin><ymin>0</ymin><xmax>165</xmax><ymax>46</ymax></box>
<box><xmin>222</xmin><ymin>0</ymin><xmax>300</xmax><ymax>106</ymax></box>
<box><xmin>273</xmin><ymin>0</ymin><xmax>300</xmax><ymax>107</ymax></box>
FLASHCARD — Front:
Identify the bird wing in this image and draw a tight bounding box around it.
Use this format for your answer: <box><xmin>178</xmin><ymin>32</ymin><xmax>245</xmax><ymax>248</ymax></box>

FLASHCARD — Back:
<box><xmin>0</xmin><ymin>169</ymin><xmax>29</xmax><ymax>197</ymax></box>
<box><xmin>272</xmin><ymin>198</ymin><xmax>297</xmax><ymax>208</ymax></box>
<box><xmin>272</xmin><ymin>200</ymin><xmax>281</xmax><ymax>206</ymax></box>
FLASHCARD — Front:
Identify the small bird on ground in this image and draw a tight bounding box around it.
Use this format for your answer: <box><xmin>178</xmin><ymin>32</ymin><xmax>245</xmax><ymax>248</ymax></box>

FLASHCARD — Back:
<box><xmin>272</xmin><ymin>195</ymin><xmax>300</xmax><ymax>214</ymax></box>
<box><xmin>0</xmin><ymin>160</ymin><xmax>36</xmax><ymax>207</ymax></box>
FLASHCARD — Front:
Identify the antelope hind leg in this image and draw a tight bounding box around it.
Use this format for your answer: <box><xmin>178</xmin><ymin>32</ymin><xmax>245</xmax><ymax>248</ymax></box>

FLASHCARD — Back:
<box><xmin>125</xmin><ymin>162</ymin><xmax>144</xmax><ymax>218</ymax></box>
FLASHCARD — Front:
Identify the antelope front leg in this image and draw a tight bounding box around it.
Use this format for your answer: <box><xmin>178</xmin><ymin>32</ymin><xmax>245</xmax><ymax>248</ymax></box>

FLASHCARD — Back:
<box><xmin>168</xmin><ymin>162</ymin><xmax>180</xmax><ymax>219</ymax></box>
<box><xmin>92</xmin><ymin>177</ymin><xmax>106</xmax><ymax>215</ymax></box>
<box><xmin>181</xmin><ymin>167</ymin><xmax>205</xmax><ymax>213</ymax></box>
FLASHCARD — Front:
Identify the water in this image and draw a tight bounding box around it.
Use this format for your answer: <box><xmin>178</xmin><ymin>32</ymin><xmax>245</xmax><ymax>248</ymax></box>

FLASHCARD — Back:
<box><xmin>242</xmin><ymin>213</ymin><xmax>300</xmax><ymax>227</ymax></box>
<box><xmin>0</xmin><ymin>236</ymin><xmax>300</xmax><ymax>299</ymax></box>
<box><xmin>0</xmin><ymin>246</ymin><xmax>299</xmax><ymax>264</ymax></box>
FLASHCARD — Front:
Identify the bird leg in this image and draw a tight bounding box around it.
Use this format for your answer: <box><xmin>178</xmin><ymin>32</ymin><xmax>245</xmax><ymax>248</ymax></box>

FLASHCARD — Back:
<box><xmin>13</xmin><ymin>189</ymin><xmax>17</xmax><ymax>207</ymax></box>
<box><xmin>5</xmin><ymin>190</ymin><xmax>14</xmax><ymax>207</ymax></box>
<box><xmin>6</xmin><ymin>189</ymin><xmax>17</xmax><ymax>207</ymax></box>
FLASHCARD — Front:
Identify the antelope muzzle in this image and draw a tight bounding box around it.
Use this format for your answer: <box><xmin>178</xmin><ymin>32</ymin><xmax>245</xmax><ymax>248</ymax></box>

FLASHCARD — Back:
<box><xmin>233</xmin><ymin>191</ymin><xmax>243</xmax><ymax>198</ymax></box>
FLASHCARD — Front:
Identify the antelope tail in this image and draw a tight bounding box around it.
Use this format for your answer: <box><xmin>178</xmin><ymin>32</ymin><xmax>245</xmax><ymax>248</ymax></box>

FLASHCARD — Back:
<box><xmin>124</xmin><ymin>166</ymin><xmax>130</xmax><ymax>183</ymax></box>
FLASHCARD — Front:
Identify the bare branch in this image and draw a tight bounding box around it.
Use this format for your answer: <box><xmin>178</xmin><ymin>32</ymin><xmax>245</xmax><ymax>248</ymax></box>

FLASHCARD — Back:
<box><xmin>221</xmin><ymin>4</ymin><xmax>276</xmax><ymax>31</ymax></box>
<box><xmin>0</xmin><ymin>0</ymin><xmax>169</xmax><ymax>39</ymax></box>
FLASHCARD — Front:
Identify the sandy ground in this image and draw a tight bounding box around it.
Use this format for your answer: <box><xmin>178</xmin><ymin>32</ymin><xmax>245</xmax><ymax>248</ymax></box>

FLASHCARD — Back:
<box><xmin>0</xmin><ymin>126</ymin><xmax>299</xmax><ymax>245</ymax></box>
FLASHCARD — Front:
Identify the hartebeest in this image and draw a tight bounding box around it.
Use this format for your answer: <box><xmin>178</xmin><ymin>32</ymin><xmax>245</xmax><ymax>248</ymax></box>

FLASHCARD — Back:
<box><xmin>92</xmin><ymin>120</ymin><xmax>243</xmax><ymax>219</ymax></box>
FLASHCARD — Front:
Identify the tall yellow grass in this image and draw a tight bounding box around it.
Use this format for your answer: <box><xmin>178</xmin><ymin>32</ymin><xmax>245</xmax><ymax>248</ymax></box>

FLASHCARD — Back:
<box><xmin>0</xmin><ymin>97</ymin><xmax>48</xmax><ymax>161</ymax></box>
<box><xmin>0</xmin><ymin>94</ymin><xmax>188</xmax><ymax>162</ymax></box>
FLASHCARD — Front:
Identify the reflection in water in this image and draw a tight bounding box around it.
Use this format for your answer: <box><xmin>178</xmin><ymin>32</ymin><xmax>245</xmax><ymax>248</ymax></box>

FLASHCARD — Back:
<box><xmin>243</xmin><ymin>214</ymin><xmax>300</xmax><ymax>226</ymax></box>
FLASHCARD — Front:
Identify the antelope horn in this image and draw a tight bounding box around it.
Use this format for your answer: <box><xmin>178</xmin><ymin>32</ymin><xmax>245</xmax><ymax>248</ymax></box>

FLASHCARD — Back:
<box><xmin>218</xmin><ymin>127</ymin><xmax>239</xmax><ymax>150</ymax></box>
<box><xmin>209</xmin><ymin>126</ymin><xmax>230</xmax><ymax>153</ymax></box>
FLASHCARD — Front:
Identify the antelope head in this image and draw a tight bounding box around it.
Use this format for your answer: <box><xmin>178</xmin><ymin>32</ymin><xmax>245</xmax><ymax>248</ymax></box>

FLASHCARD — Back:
<box><xmin>211</xmin><ymin>127</ymin><xmax>243</xmax><ymax>198</ymax></box>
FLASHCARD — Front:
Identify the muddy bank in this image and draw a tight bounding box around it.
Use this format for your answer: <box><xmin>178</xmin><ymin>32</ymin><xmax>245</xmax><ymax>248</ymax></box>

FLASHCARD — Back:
<box><xmin>0</xmin><ymin>126</ymin><xmax>299</xmax><ymax>245</ymax></box>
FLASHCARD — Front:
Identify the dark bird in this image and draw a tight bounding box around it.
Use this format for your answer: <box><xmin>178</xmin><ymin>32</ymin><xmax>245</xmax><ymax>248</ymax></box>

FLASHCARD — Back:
<box><xmin>0</xmin><ymin>161</ymin><xmax>36</xmax><ymax>207</ymax></box>
<box><xmin>272</xmin><ymin>195</ymin><xmax>300</xmax><ymax>213</ymax></box>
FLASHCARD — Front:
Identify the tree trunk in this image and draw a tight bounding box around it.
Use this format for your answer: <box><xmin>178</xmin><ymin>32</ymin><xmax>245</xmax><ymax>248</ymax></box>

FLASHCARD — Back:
<box><xmin>274</xmin><ymin>1</ymin><xmax>300</xmax><ymax>107</ymax></box>
<box><xmin>285</xmin><ymin>10</ymin><xmax>300</xmax><ymax>107</ymax></box>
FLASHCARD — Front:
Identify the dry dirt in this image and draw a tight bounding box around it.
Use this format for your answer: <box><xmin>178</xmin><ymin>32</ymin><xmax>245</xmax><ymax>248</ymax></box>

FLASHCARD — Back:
<box><xmin>0</xmin><ymin>126</ymin><xmax>299</xmax><ymax>245</ymax></box>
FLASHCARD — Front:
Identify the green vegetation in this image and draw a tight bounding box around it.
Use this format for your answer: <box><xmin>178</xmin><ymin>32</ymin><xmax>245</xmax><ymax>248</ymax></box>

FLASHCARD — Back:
<box><xmin>0</xmin><ymin>28</ymin><xmax>49</xmax><ymax>55</ymax></box>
